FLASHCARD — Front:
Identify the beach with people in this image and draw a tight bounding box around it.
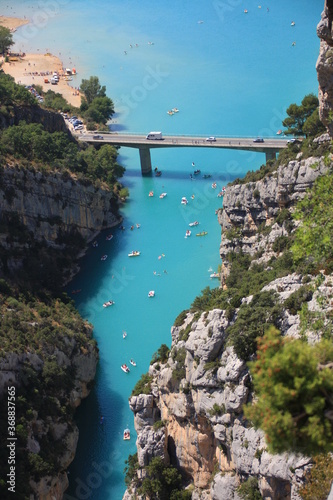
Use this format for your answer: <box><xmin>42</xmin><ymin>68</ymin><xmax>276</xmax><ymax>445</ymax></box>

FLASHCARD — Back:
<box><xmin>0</xmin><ymin>16</ymin><xmax>81</xmax><ymax>107</ymax></box>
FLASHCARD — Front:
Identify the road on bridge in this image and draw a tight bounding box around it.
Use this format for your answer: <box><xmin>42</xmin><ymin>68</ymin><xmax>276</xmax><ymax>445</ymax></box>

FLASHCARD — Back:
<box><xmin>76</xmin><ymin>133</ymin><xmax>290</xmax><ymax>152</ymax></box>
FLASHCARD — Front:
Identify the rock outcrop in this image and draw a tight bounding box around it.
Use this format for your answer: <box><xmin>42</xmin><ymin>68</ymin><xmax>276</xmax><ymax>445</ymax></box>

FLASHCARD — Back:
<box><xmin>219</xmin><ymin>154</ymin><xmax>328</xmax><ymax>285</ymax></box>
<box><xmin>317</xmin><ymin>0</ymin><xmax>333</xmax><ymax>137</ymax></box>
<box><xmin>0</xmin><ymin>322</ymin><xmax>99</xmax><ymax>499</ymax></box>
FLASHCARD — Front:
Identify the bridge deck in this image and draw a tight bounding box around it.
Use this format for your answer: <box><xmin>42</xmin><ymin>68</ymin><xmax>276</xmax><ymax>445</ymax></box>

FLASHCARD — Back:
<box><xmin>77</xmin><ymin>133</ymin><xmax>288</xmax><ymax>153</ymax></box>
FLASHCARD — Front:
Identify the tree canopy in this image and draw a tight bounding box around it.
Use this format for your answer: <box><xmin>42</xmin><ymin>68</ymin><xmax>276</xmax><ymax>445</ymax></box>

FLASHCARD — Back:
<box><xmin>0</xmin><ymin>26</ymin><xmax>13</xmax><ymax>55</ymax></box>
<box><xmin>80</xmin><ymin>76</ymin><xmax>106</xmax><ymax>104</ymax></box>
<box><xmin>244</xmin><ymin>327</ymin><xmax>333</xmax><ymax>455</ymax></box>
<box><xmin>282</xmin><ymin>94</ymin><xmax>322</xmax><ymax>136</ymax></box>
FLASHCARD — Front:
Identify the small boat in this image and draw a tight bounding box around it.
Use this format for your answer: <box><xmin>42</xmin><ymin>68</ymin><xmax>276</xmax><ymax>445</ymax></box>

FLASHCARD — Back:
<box><xmin>148</xmin><ymin>290</ymin><xmax>155</xmax><ymax>298</ymax></box>
<box><xmin>276</xmin><ymin>130</ymin><xmax>282</xmax><ymax>135</ymax></box>
<box><xmin>212</xmin><ymin>183</ymin><xmax>217</xmax><ymax>189</ymax></box>
<box><xmin>292</xmin><ymin>41</ymin><xmax>296</xmax><ymax>46</ymax></box>
<box><xmin>196</xmin><ymin>231</ymin><xmax>208</xmax><ymax>237</ymax></box>
<box><xmin>123</xmin><ymin>428</ymin><xmax>131</xmax><ymax>440</ymax></box>
<box><xmin>203</xmin><ymin>174</ymin><xmax>212</xmax><ymax>178</ymax></box>
<box><xmin>181</xmin><ymin>197</ymin><xmax>188</xmax><ymax>205</ymax></box>
<box><xmin>136</xmin><ymin>223</ymin><xmax>141</xmax><ymax>228</ymax></box>
<box><xmin>106</xmin><ymin>234</ymin><xmax>113</xmax><ymax>240</ymax></box>
<box><xmin>189</xmin><ymin>221</ymin><xmax>199</xmax><ymax>227</ymax></box>
<box><xmin>103</xmin><ymin>300</ymin><xmax>114</xmax><ymax>308</ymax></box>
<box><xmin>121</xmin><ymin>364</ymin><xmax>130</xmax><ymax>373</ymax></box>
<box><xmin>210</xmin><ymin>272</ymin><xmax>220</xmax><ymax>279</ymax></box>
<box><xmin>291</xmin><ymin>21</ymin><xmax>295</xmax><ymax>26</ymax></box>
<box><xmin>155</xmin><ymin>170</ymin><xmax>162</xmax><ymax>177</ymax></box>
<box><xmin>92</xmin><ymin>240</ymin><xmax>98</xmax><ymax>247</ymax></box>
<box><xmin>198</xmin><ymin>20</ymin><xmax>204</xmax><ymax>24</ymax></box>
<box><xmin>244</xmin><ymin>9</ymin><xmax>248</xmax><ymax>13</ymax></box>
<box><xmin>167</xmin><ymin>110</ymin><xmax>174</xmax><ymax>115</ymax></box>
<box><xmin>217</xmin><ymin>191</ymin><xmax>224</xmax><ymax>198</ymax></box>
<box><xmin>101</xmin><ymin>255</ymin><xmax>108</xmax><ymax>261</ymax></box>
<box><xmin>185</xmin><ymin>230</ymin><xmax>191</xmax><ymax>238</ymax></box>
<box><xmin>149</xmin><ymin>191</ymin><xmax>154</xmax><ymax>197</ymax></box>
<box><xmin>71</xmin><ymin>289</ymin><xmax>81</xmax><ymax>295</ymax></box>
<box><xmin>172</xmin><ymin>108</ymin><xmax>179</xmax><ymax>113</ymax></box>
<box><xmin>194</xmin><ymin>169</ymin><xmax>201</xmax><ymax>175</ymax></box>
<box><xmin>130</xmin><ymin>359</ymin><xmax>136</xmax><ymax>366</ymax></box>
<box><xmin>128</xmin><ymin>250</ymin><xmax>141</xmax><ymax>257</ymax></box>
<box><xmin>159</xmin><ymin>192</ymin><xmax>167</xmax><ymax>198</ymax></box>
<box><xmin>123</xmin><ymin>331</ymin><xmax>127</xmax><ymax>338</ymax></box>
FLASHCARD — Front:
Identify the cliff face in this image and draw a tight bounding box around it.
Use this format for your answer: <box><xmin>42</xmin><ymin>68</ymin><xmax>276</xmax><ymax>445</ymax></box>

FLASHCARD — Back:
<box><xmin>125</xmin><ymin>142</ymin><xmax>333</xmax><ymax>500</ymax></box>
<box><xmin>0</xmin><ymin>164</ymin><xmax>119</xmax><ymax>247</ymax></box>
<box><xmin>317</xmin><ymin>0</ymin><xmax>333</xmax><ymax>137</ymax></box>
<box><xmin>0</xmin><ymin>104</ymin><xmax>69</xmax><ymax>133</ymax></box>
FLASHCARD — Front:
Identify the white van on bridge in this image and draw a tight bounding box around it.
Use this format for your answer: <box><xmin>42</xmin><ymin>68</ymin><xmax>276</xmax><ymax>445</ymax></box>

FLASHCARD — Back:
<box><xmin>146</xmin><ymin>131</ymin><xmax>163</xmax><ymax>140</ymax></box>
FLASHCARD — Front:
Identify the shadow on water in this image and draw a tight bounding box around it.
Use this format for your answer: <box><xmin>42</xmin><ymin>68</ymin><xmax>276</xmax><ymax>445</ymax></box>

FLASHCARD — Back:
<box><xmin>66</xmin><ymin>363</ymin><xmax>128</xmax><ymax>499</ymax></box>
<box><xmin>66</xmin><ymin>224</ymin><xmax>133</xmax><ymax>302</ymax></box>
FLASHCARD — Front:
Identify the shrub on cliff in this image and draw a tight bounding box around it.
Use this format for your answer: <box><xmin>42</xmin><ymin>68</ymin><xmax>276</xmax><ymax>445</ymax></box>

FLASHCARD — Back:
<box><xmin>292</xmin><ymin>171</ymin><xmax>333</xmax><ymax>272</ymax></box>
<box><xmin>227</xmin><ymin>291</ymin><xmax>282</xmax><ymax>361</ymax></box>
<box><xmin>244</xmin><ymin>327</ymin><xmax>333</xmax><ymax>455</ymax></box>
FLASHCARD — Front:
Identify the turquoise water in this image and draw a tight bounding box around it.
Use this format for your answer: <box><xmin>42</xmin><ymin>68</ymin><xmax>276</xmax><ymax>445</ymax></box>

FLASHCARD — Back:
<box><xmin>3</xmin><ymin>0</ymin><xmax>323</xmax><ymax>498</ymax></box>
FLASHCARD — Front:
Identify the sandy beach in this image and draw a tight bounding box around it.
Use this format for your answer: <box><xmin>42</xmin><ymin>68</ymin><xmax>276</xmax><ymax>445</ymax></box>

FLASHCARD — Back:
<box><xmin>1</xmin><ymin>16</ymin><xmax>82</xmax><ymax>108</ymax></box>
<box><xmin>0</xmin><ymin>15</ymin><xmax>29</xmax><ymax>31</ymax></box>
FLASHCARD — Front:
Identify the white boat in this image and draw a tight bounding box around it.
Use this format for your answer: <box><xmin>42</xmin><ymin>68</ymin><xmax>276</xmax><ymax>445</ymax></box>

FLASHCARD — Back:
<box><xmin>121</xmin><ymin>364</ymin><xmax>130</xmax><ymax>373</ymax></box>
<box><xmin>92</xmin><ymin>240</ymin><xmax>98</xmax><ymax>247</ymax></box>
<box><xmin>123</xmin><ymin>428</ymin><xmax>131</xmax><ymax>440</ymax></box>
<box><xmin>106</xmin><ymin>234</ymin><xmax>113</xmax><ymax>240</ymax></box>
<box><xmin>148</xmin><ymin>290</ymin><xmax>155</xmax><ymax>298</ymax></box>
<box><xmin>210</xmin><ymin>272</ymin><xmax>220</xmax><ymax>279</ymax></box>
<box><xmin>103</xmin><ymin>300</ymin><xmax>114</xmax><ymax>308</ymax></box>
<box><xmin>128</xmin><ymin>251</ymin><xmax>141</xmax><ymax>257</ymax></box>
<box><xmin>181</xmin><ymin>197</ymin><xmax>188</xmax><ymax>205</ymax></box>
<box><xmin>159</xmin><ymin>192</ymin><xmax>167</xmax><ymax>198</ymax></box>
<box><xmin>185</xmin><ymin>230</ymin><xmax>191</xmax><ymax>238</ymax></box>
<box><xmin>101</xmin><ymin>254</ymin><xmax>108</xmax><ymax>261</ymax></box>
<box><xmin>123</xmin><ymin>331</ymin><xmax>127</xmax><ymax>339</ymax></box>
<box><xmin>130</xmin><ymin>359</ymin><xmax>136</xmax><ymax>366</ymax></box>
<box><xmin>189</xmin><ymin>221</ymin><xmax>199</xmax><ymax>227</ymax></box>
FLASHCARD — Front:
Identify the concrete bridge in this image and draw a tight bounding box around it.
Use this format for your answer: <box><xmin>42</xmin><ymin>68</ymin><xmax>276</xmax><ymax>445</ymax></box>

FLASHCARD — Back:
<box><xmin>77</xmin><ymin>133</ymin><xmax>289</xmax><ymax>175</ymax></box>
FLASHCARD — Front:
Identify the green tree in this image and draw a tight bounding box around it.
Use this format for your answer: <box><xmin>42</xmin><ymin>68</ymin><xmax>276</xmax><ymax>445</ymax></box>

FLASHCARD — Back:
<box><xmin>302</xmin><ymin>108</ymin><xmax>326</xmax><ymax>137</ymax></box>
<box><xmin>80</xmin><ymin>76</ymin><xmax>106</xmax><ymax>104</ymax></box>
<box><xmin>282</xmin><ymin>94</ymin><xmax>319</xmax><ymax>136</ymax></box>
<box><xmin>0</xmin><ymin>26</ymin><xmax>13</xmax><ymax>55</ymax></box>
<box><xmin>244</xmin><ymin>327</ymin><xmax>333</xmax><ymax>455</ymax></box>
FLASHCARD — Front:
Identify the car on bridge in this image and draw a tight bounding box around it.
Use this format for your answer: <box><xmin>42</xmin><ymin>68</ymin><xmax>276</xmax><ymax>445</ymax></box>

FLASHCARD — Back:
<box><xmin>253</xmin><ymin>138</ymin><xmax>264</xmax><ymax>143</ymax></box>
<box><xmin>206</xmin><ymin>136</ymin><xmax>216</xmax><ymax>142</ymax></box>
<box><xmin>93</xmin><ymin>135</ymin><xmax>104</xmax><ymax>140</ymax></box>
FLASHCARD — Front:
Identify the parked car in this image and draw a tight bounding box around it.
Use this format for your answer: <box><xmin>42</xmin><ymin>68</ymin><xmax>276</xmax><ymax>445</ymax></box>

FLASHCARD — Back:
<box><xmin>253</xmin><ymin>138</ymin><xmax>264</xmax><ymax>143</ymax></box>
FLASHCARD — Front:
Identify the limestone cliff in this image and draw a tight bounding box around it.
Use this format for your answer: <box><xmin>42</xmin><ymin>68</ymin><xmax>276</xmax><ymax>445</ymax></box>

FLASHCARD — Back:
<box><xmin>125</xmin><ymin>138</ymin><xmax>333</xmax><ymax>500</ymax></box>
<box><xmin>317</xmin><ymin>0</ymin><xmax>333</xmax><ymax>137</ymax></box>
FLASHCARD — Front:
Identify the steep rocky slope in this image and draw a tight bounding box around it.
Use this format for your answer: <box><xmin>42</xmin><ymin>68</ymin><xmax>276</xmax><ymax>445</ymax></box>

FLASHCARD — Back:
<box><xmin>317</xmin><ymin>0</ymin><xmax>333</xmax><ymax>137</ymax></box>
<box><xmin>124</xmin><ymin>139</ymin><xmax>333</xmax><ymax>499</ymax></box>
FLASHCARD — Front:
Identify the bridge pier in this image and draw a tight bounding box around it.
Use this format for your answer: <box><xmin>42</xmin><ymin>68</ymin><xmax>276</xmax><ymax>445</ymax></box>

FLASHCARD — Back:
<box><xmin>139</xmin><ymin>147</ymin><xmax>152</xmax><ymax>175</ymax></box>
<box><xmin>265</xmin><ymin>150</ymin><xmax>277</xmax><ymax>163</ymax></box>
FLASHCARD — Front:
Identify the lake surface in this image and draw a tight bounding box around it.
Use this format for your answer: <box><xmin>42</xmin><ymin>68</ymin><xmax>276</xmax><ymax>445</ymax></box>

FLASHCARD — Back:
<box><xmin>3</xmin><ymin>0</ymin><xmax>323</xmax><ymax>498</ymax></box>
